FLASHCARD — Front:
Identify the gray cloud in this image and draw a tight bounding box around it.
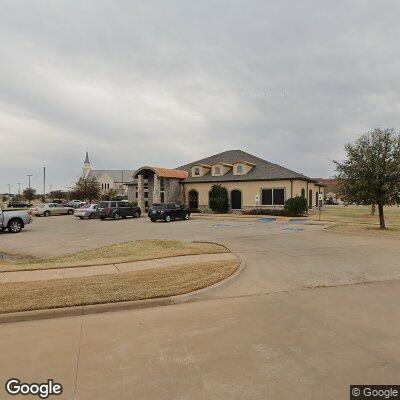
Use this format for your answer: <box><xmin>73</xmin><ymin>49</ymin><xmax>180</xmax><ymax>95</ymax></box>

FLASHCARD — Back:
<box><xmin>1</xmin><ymin>0</ymin><xmax>400</xmax><ymax>192</ymax></box>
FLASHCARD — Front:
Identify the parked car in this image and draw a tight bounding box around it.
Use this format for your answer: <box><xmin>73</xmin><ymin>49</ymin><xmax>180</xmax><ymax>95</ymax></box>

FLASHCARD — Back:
<box><xmin>31</xmin><ymin>203</ymin><xmax>75</xmax><ymax>217</ymax></box>
<box><xmin>66</xmin><ymin>200</ymin><xmax>86</xmax><ymax>208</ymax></box>
<box><xmin>74</xmin><ymin>204</ymin><xmax>98</xmax><ymax>219</ymax></box>
<box><xmin>148</xmin><ymin>203</ymin><xmax>190</xmax><ymax>222</ymax></box>
<box><xmin>0</xmin><ymin>207</ymin><xmax>32</xmax><ymax>233</ymax></box>
<box><xmin>96</xmin><ymin>201</ymin><xmax>141</xmax><ymax>220</ymax></box>
<box><xmin>7</xmin><ymin>202</ymin><xmax>30</xmax><ymax>208</ymax></box>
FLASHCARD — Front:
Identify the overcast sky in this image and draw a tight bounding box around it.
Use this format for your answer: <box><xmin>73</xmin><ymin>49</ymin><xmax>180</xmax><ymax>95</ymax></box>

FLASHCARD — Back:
<box><xmin>1</xmin><ymin>0</ymin><xmax>400</xmax><ymax>193</ymax></box>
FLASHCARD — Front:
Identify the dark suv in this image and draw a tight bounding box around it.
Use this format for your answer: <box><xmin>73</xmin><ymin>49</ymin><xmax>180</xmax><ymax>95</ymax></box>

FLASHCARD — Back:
<box><xmin>148</xmin><ymin>203</ymin><xmax>190</xmax><ymax>222</ymax></box>
<box><xmin>97</xmin><ymin>201</ymin><xmax>141</xmax><ymax>220</ymax></box>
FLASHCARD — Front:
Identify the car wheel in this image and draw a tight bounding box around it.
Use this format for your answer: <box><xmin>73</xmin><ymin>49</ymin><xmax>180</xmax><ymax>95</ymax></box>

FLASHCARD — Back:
<box><xmin>150</xmin><ymin>218</ymin><xmax>156</xmax><ymax>222</ymax></box>
<box><xmin>67</xmin><ymin>209</ymin><xmax>73</xmax><ymax>215</ymax></box>
<box><xmin>113</xmin><ymin>212</ymin><xmax>121</xmax><ymax>220</ymax></box>
<box><xmin>164</xmin><ymin>214</ymin><xmax>171</xmax><ymax>223</ymax></box>
<box><xmin>185</xmin><ymin>213</ymin><xmax>190</xmax><ymax>220</ymax></box>
<box><xmin>8</xmin><ymin>219</ymin><xmax>23</xmax><ymax>233</ymax></box>
<box><xmin>100</xmin><ymin>217</ymin><xmax>106</xmax><ymax>220</ymax></box>
<box><xmin>79</xmin><ymin>217</ymin><xmax>84</xmax><ymax>220</ymax></box>
<box><xmin>44</xmin><ymin>210</ymin><xmax>50</xmax><ymax>217</ymax></box>
<box><xmin>134</xmin><ymin>211</ymin><xmax>140</xmax><ymax>218</ymax></box>
<box><xmin>89</xmin><ymin>213</ymin><xmax>96</xmax><ymax>219</ymax></box>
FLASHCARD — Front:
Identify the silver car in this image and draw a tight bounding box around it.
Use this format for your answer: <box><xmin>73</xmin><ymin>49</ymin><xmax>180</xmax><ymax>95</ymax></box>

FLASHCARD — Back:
<box><xmin>31</xmin><ymin>203</ymin><xmax>75</xmax><ymax>217</ymax></box>
<box><xmin>0</xmin><ymin>207</ymin><xmax>32</xmax><ymax>233</ymax></box>
<box><xmin>74</xmin><ymin>204</ymin><xmax>98</xmax><ymax>219</ymax></box>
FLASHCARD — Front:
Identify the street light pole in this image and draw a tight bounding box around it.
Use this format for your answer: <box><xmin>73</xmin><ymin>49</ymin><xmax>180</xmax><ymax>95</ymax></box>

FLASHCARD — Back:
<box><xmin>27</xmin><ymin>174</ymin><xmax>33</xmax><ymax>189</ymax></box>
<box><xmin>121</xmin><ymin>170</ymin><xmax>124</xmax><ymax>197</ymax></box>
<box><xmin>43</xmin><ymin>167</ymin><xmax>46</xmax><ymax>196</ymax></box>
<box><xmin>8</xmin><ymin>184</ymin><xmax>11</xmax><ymax>197</ymax></box>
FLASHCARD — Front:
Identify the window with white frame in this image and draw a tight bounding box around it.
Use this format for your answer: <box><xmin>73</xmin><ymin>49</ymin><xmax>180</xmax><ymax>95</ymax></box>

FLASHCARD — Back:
<box><xmin>194</xmin><ymin>167</ymin><xmax>200</xmax><ymax>176</ymax></box>
<box><xmin>236</xmin><ymin>164</ymin><xmax>243</xmax><ymax>174</ymax></box>
<box><xmin>214</xmin><ymin>166</ymin><xmax>221</xmax><ymax>175</ymax></box>
<box><xmin>261</xmin><ymin>188</ymin><xmax>285</xmax><ymax>205</ymax></box>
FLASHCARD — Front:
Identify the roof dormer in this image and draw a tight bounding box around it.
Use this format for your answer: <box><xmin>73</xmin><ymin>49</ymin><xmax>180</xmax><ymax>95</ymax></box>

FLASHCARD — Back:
<box><xmin>211</xmin><ymin>163</ymin><xmax>232</xmax><ymax>176</ymax></box>
<box><xmin>191</xmin><ymin>164</ymin><xmax>211</xmax><ymax>177</ymax></box>
<box><xmin>233</xmin><ymin>160</ymin><xmax>255</xmax><ymax>175</ymax></box>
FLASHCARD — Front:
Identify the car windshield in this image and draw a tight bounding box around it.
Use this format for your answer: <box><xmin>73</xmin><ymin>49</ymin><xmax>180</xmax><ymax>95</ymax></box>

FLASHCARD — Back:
<box><xmin>38</xmin><ymin>204</ymin><xmax>46</xmax><ymax>208</ymax></box>
<box><xmin>99</xmin><ymin>202</ymin><xmax>108</xmax><ymax>208</ymax></box>
<box><xmin>80</xmin><ymin>204</ymin><xmax>91</xmax><ymax>209</ymax></box>
<box><xmin>151</xmin><ymin>204</ymin><xmax>165</xmax><ymax>210</ymax></box>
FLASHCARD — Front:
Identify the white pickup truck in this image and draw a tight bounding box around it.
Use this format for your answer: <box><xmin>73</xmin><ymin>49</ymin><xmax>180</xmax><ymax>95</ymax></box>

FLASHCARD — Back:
<box><xmin>0</xmin><ymin>207</ymin><xmax>32</xmax><ymax>233</ymax></box>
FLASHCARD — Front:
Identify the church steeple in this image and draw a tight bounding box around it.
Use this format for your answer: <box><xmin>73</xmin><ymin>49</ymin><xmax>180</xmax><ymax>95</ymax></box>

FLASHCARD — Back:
<box><xmin>82</xmin><ymin>150</ymin><xmax>91</xmax><ymax>178</ymax></box>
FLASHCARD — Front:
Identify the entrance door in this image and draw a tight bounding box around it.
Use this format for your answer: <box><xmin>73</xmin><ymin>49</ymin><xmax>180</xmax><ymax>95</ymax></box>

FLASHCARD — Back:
<box><xmin>189</xmin><ymin>190</ymin><xmax>199</xmax><ymax>209</ymax></box>
<box><xmin>231</xmin><ymin>190</ymin><xmax>242</xmax><ymax>210</ymax></box>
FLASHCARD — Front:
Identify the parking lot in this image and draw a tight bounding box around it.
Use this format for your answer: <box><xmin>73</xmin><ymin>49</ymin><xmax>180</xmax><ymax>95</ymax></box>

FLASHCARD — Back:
<box><xmin>0</xmin><ymin>214</ymin><xmax>322</xmax><ymax>257</ymax></box>
<box><xmin>1</xmin><ymin>214</ymin><xmax>400</xmax><ymax>399</ymax></box>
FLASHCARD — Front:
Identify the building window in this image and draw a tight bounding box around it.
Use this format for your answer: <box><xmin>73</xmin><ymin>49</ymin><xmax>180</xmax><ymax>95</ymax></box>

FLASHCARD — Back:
<box><xmin>161</xmin><ymin>192</ymin><xmax>165</xmax><ymax>203</ymax></box>
<box><xmin>236</xmin><ymin>164</ymin><xmax>243</xmax><ymax>174</ymax></box>
<box><xmin>101</xmin><ymin>183</ymin><xmax>104</xmax><ymax>189</ymax></box>
<box><xmin>214</xmin><ymin>166</ymin><xmax>221</xmax><ymax>175</ymax></box>
<box><xmin>194</xmin><ymin>167</ymin><xmax>200</xmax><ymax>176</ymax></box>
<box><xmin>309</xmin><ymin>189</ymin><xmax>312</xmax><ymax>208</ymax></box>
<box><xmin>261</xmin><ymin>188</ymin><xmax>285</xmax><ymax>206</ymax></box>
<box><xmin>301</xmin><ymin>188</ymin><xmax>305</xmax><ymax>198</ymax></box>
<box><xmin>160</xmin><ymin>178</ymin><xmax>165</xmax><ymax>191</ymax></box>
<box><xmin>144</xmin><ymin>191</ymin><xmax>148</xmax><ymax>198</ymax></box>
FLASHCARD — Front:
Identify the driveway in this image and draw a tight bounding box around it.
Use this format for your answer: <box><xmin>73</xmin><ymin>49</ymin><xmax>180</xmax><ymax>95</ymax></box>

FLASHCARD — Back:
<box><xmin>0</xmin><ymin>215</ymin><xmax>399</xmax><ymax>399</ymax></box>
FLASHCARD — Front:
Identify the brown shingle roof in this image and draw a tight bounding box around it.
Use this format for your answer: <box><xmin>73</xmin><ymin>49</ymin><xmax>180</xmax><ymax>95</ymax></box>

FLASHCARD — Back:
<box><xmin>177</xmin><ymin>149</ymin><xmax>317</xmax><ymax>183</ymax></box>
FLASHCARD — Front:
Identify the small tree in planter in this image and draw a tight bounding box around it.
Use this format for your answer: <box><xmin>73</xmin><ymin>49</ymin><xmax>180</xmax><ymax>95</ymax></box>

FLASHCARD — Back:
<box><xmin>284</xmin><ymin>196</ymin><xmax>308</xmax><ymax>216</ymax></box>
<box><xmin>209</xmin><ymin>185</ymin><xmax>229</xmax><ymax>213</ymax></box>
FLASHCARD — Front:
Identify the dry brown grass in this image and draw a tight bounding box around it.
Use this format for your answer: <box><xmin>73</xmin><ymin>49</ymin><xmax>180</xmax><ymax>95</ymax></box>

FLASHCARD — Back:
<box><xmin>325</xmin><ymin>223</ymin><xmax>400</xmax><ymax>236</ymax></box>
<box><xmin>0</xmin><ymin>259</ymin><xmax>239</xmax><ymax>314</ymax></box>
<box><xmin>309</xmin><ymin>205</ymin><xmax>400</xmax><ymax>226</ymax></box>
<box><xmin>0</xmin><ymin>240</ymin><xmax>228</xmax><ymax>272</ymax></box>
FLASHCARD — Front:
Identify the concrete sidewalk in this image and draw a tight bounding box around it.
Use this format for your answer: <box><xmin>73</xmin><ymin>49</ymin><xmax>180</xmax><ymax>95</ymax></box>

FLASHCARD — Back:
<box><xmin>0</xmin><ymin>252</ymin><xmax>237</xmax><ymax>283</ymax></box>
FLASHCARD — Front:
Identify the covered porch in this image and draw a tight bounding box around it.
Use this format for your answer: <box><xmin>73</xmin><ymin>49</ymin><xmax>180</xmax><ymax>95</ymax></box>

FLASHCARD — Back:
<box><xmin>128</xmin><ymin>166</ymin><xmax>188</xmax><ymax>212</ymax></box>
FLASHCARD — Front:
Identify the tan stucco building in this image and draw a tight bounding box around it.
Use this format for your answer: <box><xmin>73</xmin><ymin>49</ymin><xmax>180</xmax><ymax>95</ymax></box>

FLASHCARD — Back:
<box><xmin>127</xmin><ymin>150</ymin><xmax>324</xmax><ymax>212</ymax></box>
<box><xmin>177</xmin><ymin>150</ymin><xmax>324</xmax><ymax>211</ymax></box>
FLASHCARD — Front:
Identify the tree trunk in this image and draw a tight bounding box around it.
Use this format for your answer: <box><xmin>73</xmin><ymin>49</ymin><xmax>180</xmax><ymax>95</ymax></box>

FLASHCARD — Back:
<box><xmin>371</xmin><ymin>204</ymin><xmax>375</xmax><ymax>215</ymax></box>
<box><xmin>378</xmin><ymin>203</ymin><xmax>386</xmax><ymax>229</ymax></box>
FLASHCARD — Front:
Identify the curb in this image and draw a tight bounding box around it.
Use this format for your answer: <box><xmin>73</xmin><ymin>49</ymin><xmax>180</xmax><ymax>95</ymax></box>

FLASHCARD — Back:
<box><xmin>0</xmin><ymin>255</ymin><xmax>244</xmax><ymax>324</ymax></box>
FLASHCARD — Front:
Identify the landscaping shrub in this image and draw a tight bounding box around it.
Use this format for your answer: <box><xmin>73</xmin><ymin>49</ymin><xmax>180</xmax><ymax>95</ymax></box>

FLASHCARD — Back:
<box><xmin>208</xmin><ymin>185</ymin><xmax>229</xmax><ymax>213</ymax></box>
<box><xmin>284</xmin><ymin>196</ymin><xmax>308</xmax><ymax>216</ymax></box>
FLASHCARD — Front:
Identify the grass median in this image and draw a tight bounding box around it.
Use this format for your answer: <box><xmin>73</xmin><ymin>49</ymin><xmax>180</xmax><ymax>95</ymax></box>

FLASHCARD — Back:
<box><xmin>309</xmin><ymin>205</ymin><xmax>400</xmax><ymax>226</ymax></box>
<box><xmin>0</xmin><ymin>240</ymin><xmax>228</xmax><ymax>272</ymax></box>
<box><xmin>0</xmin><ymin>259</ymin><xmax>240</xmax><ymax>314</ymax></box>
<box><xmin>325</xmin><ymin>223</ymin><xmax>400</xmax><ymax>236</ymax></box>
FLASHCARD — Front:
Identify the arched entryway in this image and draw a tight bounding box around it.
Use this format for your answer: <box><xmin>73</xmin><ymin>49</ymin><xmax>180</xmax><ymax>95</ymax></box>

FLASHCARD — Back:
<box><xmin>188</xmin><ymin>190</ymin><xmax>199</xmax><ymax>209</ymax></box>
<box><xmin>231</xmin><ymin>189</ymin><xmax>242</xmax><ymax>210</ymax></box>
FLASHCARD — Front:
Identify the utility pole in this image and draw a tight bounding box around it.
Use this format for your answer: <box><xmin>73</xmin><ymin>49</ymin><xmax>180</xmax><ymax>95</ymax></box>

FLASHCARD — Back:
<box><xmin>121</xmin><ymin>171</ymin><xmax>124</xmax><ymax>197</ymax></box>
<box><xmin>8</xmin><ymin>184</ymin><xmax>11</xmax><ymax>197</ymax></box>
<box><xmin>27</xmin><ymin>174</ymin><xmax>33</xmax><ymax>189</ymax></box>
<box><xmin>43</xmin><ymin>166</ymin><xmax>46</xmax><ymax>196</ymax></box>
